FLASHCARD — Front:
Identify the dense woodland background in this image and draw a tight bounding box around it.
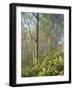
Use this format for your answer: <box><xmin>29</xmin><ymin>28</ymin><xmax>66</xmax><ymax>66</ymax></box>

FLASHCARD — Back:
<box><xmin>21</xmin><ymin>12</ymin><xmax>64</xmax><ymax>77</ymax></box>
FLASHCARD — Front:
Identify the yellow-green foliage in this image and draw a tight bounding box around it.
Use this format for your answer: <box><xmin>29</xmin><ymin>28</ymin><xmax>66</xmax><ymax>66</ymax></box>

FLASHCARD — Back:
<box><xmin>22</xmin><ymin>48</ymin><xmax>64</xmax><ymax>77</ymax></box>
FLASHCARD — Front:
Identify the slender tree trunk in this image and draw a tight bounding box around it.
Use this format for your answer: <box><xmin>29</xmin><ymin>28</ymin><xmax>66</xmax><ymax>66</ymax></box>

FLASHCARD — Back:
<box><xmin>36</xmin><ymin>13</ymin><xmax>39</xmax><ymax>64</ymax></box>
<box><xmin>28</xmin><ymin>24</ymin><xmax>37</xmax><ymax>64</ymax></box>
<box><xmin>32</xmin><ymin>13</ymin><xmax>39</xmax><ymax>64</ymax></box>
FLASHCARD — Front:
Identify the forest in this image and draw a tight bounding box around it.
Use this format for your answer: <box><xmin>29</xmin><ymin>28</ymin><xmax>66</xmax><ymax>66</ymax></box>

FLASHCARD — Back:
<box><xmin>21</xmin><ymin>12</ymin><xmax>64</xmax><ymax>77</ymax></box>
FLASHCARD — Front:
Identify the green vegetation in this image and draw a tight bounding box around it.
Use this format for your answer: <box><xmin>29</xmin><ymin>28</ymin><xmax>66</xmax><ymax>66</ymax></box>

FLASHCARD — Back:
<box><xmin>22</xmin><ymin>47</ymin><xmax>64</xmax><ymax>77</ymax></box>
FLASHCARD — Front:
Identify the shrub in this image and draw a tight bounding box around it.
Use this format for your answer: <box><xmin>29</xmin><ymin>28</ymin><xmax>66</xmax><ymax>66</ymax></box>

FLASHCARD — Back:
<box><xmin>22</xmin><ymin>48</ymin><xmax>64</xmax><ymax>77</ymax></box>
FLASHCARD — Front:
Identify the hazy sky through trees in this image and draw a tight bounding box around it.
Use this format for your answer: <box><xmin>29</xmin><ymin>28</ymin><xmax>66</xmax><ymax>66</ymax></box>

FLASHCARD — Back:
<box><xmin>21</xmin><ymin>12</ymin><xmax>64</xmax><ymax>66</ymax></box>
